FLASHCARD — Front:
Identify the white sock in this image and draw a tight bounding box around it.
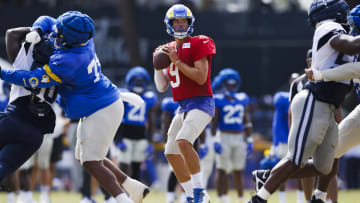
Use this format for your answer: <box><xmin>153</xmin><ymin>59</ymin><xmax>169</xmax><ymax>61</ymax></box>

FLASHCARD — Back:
<box><xmin>220</xmin><ymin>195</ymin><xmax>231</xmax><ymax>203</ymax></box>
<box><xmin>180</xmin><ymin>179</ymin><xmax>195</xmax><ymax>198</ymax></box>
<box><xmin>40</xmin><ymin>185</ymin><xmax>50</xmax><ymax>193</ymax></box>
<box><xmin>314</xmin><ymin>189</ymin><xmax>327</xmax><ymax>202</ymax></box>
<box><xmin>257</xmin><ymin>187</ymin><xmax>271</xmax><ymax>200</ymax></box>
<box><xmin>326</xmin><ymin>200</ymin><xmax>332</xmax><ymax>203</ymax></box>
<box><xmin>115</xmin><ymin>193</ymin><xmax>132</xmax><ymax>203</ymax></box>
<box><xmin>191</xmin><ymin>172</ymin><xmax>203</xmax><ymax>188</ymax></box>
<box><xmin>297</xmin><ymin>190</ymin><xmax>305</xmax><ymax>203</ymax></box>
<box><xmin>279</xmin><ymin>191</ymin><xmax>286</xmax><ymax>203</ymax></box>
<box><xmin>238</xmin><ymin>196</ymin><xmax>243</xmax><ymax>203</ymax></box>
<box><xmin>122</xmin><ymin>177</ymin><xmax>134</xmax><ymax>190</ymax></box>
<box><xmin>166</xmin><ymin>192</ymin><xmax>176</xmax><ymax>203</ymax></box>
<box><xmin>25</xmin><ymin>191</ymin><xmax>34</xmax><ymax>200</ymax></box>
<box><xmin>7</xmin><ymin>192</ymin><xmax>15</xmax><ymax>203</ymax></box>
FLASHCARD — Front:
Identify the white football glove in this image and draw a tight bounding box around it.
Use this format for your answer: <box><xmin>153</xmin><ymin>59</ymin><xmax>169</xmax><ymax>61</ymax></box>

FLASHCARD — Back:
<box><xmin>25</xmin><ymin>31</ymin><xmax>41</xmax><ymax>45</ymax></box>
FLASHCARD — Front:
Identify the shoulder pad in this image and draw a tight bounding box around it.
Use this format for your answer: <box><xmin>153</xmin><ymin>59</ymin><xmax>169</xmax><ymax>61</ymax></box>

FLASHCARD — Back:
<box><xmin>213</xmin><ymin>93</ymin><xmax>224</xmax><ymax>100</ymax></box>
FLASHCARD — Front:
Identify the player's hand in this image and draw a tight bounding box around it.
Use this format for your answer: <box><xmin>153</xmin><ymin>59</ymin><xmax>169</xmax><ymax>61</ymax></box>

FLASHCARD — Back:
<box><xmin>198</xmin><ymin>144</ymin><xmax>208</xmax><ymax>159</ymax></box>
<box><xmin>146</xmin><ymin>144</ymin><xmax>154</xmax><ymax>157</ymax></box>
<box><xmin>117</xmin><ymin>140</ymin><xmax>127</xmax><ymax>152</ymax></box>
<box><xmin>25</xmin><ymin>30</ymin><xmax>41</xmax><ymax>45</ymax></box>
<box><xmin>305</xmin><ymin>68</ymin><xmax>314</xmax><ymax>81</ymax></box>
<box><xmin>162</xmin><ymin>45</ymin><xmax>179</xmax><ymax>63</ymax></box>
<box><xmin>214</xmin><ymin>142</ymin><xmax>223</xmax><ymax>154</ymax></box>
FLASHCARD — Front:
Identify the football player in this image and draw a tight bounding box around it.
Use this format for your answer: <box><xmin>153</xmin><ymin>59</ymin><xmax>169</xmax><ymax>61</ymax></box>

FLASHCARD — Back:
<box><xmin>154</xmin><ymin>4</ymin><xmax>216</xmax><ymax>203</ymax></box>
<box><xmin>0</xmin><ymin>11</ymin><xmax>148</xmax><ymax>203</ymax></box>
<box><xmin>248</xmin><ymin>0</ymin><xmax>360</xmax><ymax>202</ymax></box>
<box><xmin>211</xmin><ymin>68</ymin><xmax>252</xmax><ymax>203</ymax></box>
<box><xmin>303</xmin><ymin>4</ymin><xmax>360</xmax><ymax>203</ymax></box>
<box><xmin>114</xmin><ymin>66</ymin><xmax>157</xmax><ymax>181</ymax></box>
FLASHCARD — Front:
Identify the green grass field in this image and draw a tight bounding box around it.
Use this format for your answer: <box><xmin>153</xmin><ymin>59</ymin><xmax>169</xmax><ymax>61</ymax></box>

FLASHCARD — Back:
<box><xmin>1</xmin><ymin>189</ymin><xmax>360</xmax><ymax>203</ymax></box>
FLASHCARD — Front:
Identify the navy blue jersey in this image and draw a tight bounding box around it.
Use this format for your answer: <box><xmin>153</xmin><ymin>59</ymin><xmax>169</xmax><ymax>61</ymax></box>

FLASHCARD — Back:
<box><xmin>214</xmin><ymin>92</ymin><xmax>249</xmax><ymax>131</ymax></box>
<box><xmin>121</xmin><ymin>89</ymin><xmax>157</xmax><ymax>126</ymax></box>
<box><xmin>0</xmin><ymin>17</ymin><xmax>120</xmax><ymax>119</ymax></box>
<box><xmin>161</xmin><ymin>97</ymin><xmax>179</xmax><ymax>117</ymax></box>
<box><xmin>272</xmin><ymin>91</ymin><xmax>290</xmax><ymax>146</ymax></box>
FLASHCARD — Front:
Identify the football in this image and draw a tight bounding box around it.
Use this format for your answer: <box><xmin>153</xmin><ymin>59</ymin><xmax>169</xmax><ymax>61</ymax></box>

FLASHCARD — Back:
<box><xmin>153</xmin><ymin>49</ymin><xmax>171</xmax><ymax>70</ymax></box>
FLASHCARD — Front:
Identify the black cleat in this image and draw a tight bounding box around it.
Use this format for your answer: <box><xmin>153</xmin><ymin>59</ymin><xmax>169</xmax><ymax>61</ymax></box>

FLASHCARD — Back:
<box><xmin>247</xmin><ymin>195</ymin><xmax>267</xmax><ymax>203</ymax></box>
<box><xmin>309</xmin><ymin>195</ymin><xmax>325</xmax><ymax>203</ymax></box>
<box><xmin>252</xmin><ymin>169</ymin><xmax>271</xmax><ymax>192</ymax></box>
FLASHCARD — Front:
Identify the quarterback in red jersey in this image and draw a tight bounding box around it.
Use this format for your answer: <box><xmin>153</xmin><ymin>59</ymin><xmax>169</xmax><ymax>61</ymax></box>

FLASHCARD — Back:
<box><xmin>154</xmin><ymin>4</ymin><xmax>216</xmax><ymax>203</ymax></box>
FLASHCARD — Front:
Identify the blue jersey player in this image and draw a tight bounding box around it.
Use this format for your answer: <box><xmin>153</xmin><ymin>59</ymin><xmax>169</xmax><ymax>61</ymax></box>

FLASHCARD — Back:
<box><xmin>211</xmin><ymin>68</ymin><xmax>252</xmax><ymax>203</ymax></box>
<box><xmin>114</xmin><ymin>66</ymin><xmax>157</xmax><ymax>181</ymax></box>
<box><xmin>0</xmin><ymin>11</ymin><xmax>149</xmax><ymax>203</ymax></box>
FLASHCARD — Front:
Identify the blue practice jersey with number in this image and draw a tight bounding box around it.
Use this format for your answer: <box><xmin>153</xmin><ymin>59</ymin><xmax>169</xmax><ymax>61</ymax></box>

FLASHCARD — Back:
<box><xmin>214</xmin><ymin>92</ymin><xmax>249</xmax><ymax>131</ymax></box>
<box><xmin>161</xmin><ymin>97</ymin><xmax>179</xmax><ymax>117</ymax></box>
<box><xmin>121</xmin><ymin>88</ymin><xmax>157</xmax><ymax>126</ymax></box>
<box><xmin>272</xmin><ymin>91</ymin><xmax>290</xmax><ymax>146</ymax></box>
<box><xmin>0</xmin><ymin>16</ymin><xmax>120</xmax><ymax>119</ymax></box>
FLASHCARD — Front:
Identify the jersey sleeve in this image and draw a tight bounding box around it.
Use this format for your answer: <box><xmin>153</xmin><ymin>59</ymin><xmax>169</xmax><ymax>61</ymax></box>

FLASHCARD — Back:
<box><xmin>274</xmin><ymin>92</ymin><xmax>289</xmax><ymax>114</ymax></box>
<box><xmin>193</xmin><ymin>36</ymin><xmax>216</xmax><ymax>62</ymax></box>
<box><xmin>32</xmin><ymin>16</ymin><xmax>56</xmax><ymax>34</ymax></box>
<box><xmin>0</xmin><ymin>64</ymin><xmax>61</xmax><ymax>88</ymax></box>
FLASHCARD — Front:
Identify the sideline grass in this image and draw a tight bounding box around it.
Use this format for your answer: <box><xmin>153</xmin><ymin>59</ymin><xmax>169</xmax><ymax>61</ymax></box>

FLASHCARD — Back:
<box><xmin>1</xmin><ymin>189</ymin><xmax>360</xmax><ymax>203</ymax></box>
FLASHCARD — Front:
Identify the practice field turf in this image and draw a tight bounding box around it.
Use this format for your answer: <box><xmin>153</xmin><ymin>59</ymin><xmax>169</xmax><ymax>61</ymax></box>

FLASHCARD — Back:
<box><xmin>1</xmin><ymin>190</ymin><xmax>360</xmax><ymax>203</ymax></box>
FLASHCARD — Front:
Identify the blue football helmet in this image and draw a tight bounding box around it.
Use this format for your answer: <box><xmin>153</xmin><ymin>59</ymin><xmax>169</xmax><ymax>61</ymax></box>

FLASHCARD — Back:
<box><xmin>164</xmin><ymin>4</ymin><xmax>195</xmax><ymax>39</ymax></box>
<box><xmin>55</xmin><ymin>11</ymin><xmax>95</xmax><ymax>48</ymax></box>
<box><xmin>125</xmin><ymin>66</ymin><xmax>150</xmax><ymax>94</ymax></box>
<box><xmin>218</xmin><ymin>68</ymin><xmax>241</xmax><ymax>97</ymax></box>
<box><xmin>308</xmin><ymin>0</ymin><xmax>349</xmax><ymax>27</ymax></box>
<box><xmin>348</xmin><ymin>5</ymin><xmax>360</xmax><ymax>36</ymax></box>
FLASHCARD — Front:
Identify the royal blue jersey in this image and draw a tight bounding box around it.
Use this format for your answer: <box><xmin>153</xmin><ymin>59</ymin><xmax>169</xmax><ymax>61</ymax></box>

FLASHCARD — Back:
<box><xmin>161</xmin><ymin>97</ymin><xmax>179</xmax><ymax>117</ymax></box>
<box><xmin>121</xmin><ymin>88</ymin><xmax>157</xmax><ymax>126</ymax></box>
<box><xmin>272</xmin><ymin>91</ymin><xmax>290</xmax><ymax>146</ymax></box>
<box><xmin>214</xmin><ymin>92</ymin><xmax>249</xmax><ymax>131</ymax></box>
<box><xmin>0</xmin><ymin>16</ymin><xmax>120</xmax><ymax>119</ymax></box>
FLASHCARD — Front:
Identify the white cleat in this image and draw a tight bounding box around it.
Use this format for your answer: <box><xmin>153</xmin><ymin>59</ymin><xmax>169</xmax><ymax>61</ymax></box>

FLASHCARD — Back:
<box><xmin>122</xmin><ymin>178</ymin><xmax>150</xmax><ymax>203</ymax></box>
<box><xmin>193</xmin><ymin>188</ymin><xmax>210</xmax><ymax>203</ymax></box>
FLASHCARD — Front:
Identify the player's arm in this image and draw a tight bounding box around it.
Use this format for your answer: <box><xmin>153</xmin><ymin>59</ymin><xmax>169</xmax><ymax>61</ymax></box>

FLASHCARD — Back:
<box><xmin>0</xmin><ymin>64</ymin><xmax>62</xmax><ymax>88</ymax></box>
<box><xmin>31</xmin><ymin>16</ymin><xmax>56</xmax><ymax>34</ymax></box>
<box><xmin>210</xmin><ymin>107</ymin><xmax>219</xmax><ymax>136</ymax></box>
<box><xmin>162</xmin><ymin>45</ymin><xmax>209</xmax><ymax>85</ymax></box>
<box><xmin>154</xmin><ymin>69</ymin><xmax>169</xmax><ymax>92</ymax></box>
<box><xmin>5</xmin><ymin>27</ymin><xmax>31</xmax><ymax>63</ymax></box>
<box><xmin>306</xmin><ymin>62</ymin><xmax>360</xmax><ymax>81</ymax></box>
<box><xmin>161</xmin><ymin>110</ymin><xmax>172</xmax><ymax>143</ymax></box>
<box><xmin>243</xmin><ymin>105</ymin><xmax>252</xmax><ymax>138</ymax></box>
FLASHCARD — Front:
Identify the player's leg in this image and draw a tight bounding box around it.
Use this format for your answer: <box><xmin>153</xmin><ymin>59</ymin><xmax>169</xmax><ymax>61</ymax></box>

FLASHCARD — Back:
<box><xmin>249</xmin><ymin>90</ymin><xmax>331</xmax><ymax>202</ymax></box>
<box><xmin>131</xmin><ymin>139</ymin><xmax>148</xmax><ymax>181</ymax></box>
<box><xmin>326</xmin><ymin>176</ymin><xmax>338</xmax><ymax>203</ymax></box>
<box><xmin>167</xmin><ymin>170</ymin><xmax>178</xmax><ymax>203</ymax></box>
<box><xmin>175</xmin><ymin>109</ymin><xmax>212</xmax><ymax>203</ymax></box>
<box><xmin>300</xmin><ymin>177</ymin><xmax>314</xmax><ymax>202</ymax></box>
<box><xmin>18</xmin><ymin>157</ymin><xmax>36</xmax><ymax>203</ymax></box>
<box><xmin>215</xmin><ymin>132</ymin><xmax>231</xmax><ymax>203</ymax></box>
<box><xmin>165</xmin><ymin>113</ymin><xmax>195</xmax><ymax>201</ymax></box>
<box><xmin>199</xmin><ymin>130</ymin><xmax>215</xmax><ymax>187</ymax></box>
<box><xmin>36</xmin><ymin>135</ymin><xmax>54</xmax><ymax>203</ymax></box>
<box><xmin>1</xmin><ymin>172</ymin><xmax>18</xmax><ymax>203</ymax></box>
<box><xmin>49</xmin><ymin>134</ymin><xmax>64</xmax><ymax>189</ymax></box>
<box><xmin>118</xmin><ymin>138</ymin><xmax>132</xmax><ymax>176</ymax></box>
<box><xmin>309</xmin><ymin>114</ymin><xmax>339</xmax><ymax>203</ymax></box>
<box><xmin>76</xmin><ymin>99</ymin><xmax>133</xmax><ymax>203</ymax></box>
<box><xmin>0</xmin><ymin>115</ymin><xmax>44</xmax><ymax>182</ymax></box>
<box><xmin>232</xmin><ymin>133</ymin><xmax>247</xmax><ymax>203</ymax></box>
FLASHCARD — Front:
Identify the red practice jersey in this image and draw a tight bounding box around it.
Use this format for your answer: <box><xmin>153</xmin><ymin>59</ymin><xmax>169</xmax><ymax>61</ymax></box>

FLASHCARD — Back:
<box><xmin>166</xmin><ymin>35</ymin><xmax>216</xmax><ymax>101</ymax></box>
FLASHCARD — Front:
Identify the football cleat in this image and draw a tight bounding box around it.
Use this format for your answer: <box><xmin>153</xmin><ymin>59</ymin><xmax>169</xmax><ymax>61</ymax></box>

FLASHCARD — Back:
<box><xmin>193</xmin><ymin>188</ymin><xmax>210</xmax><ymax>203</ymax></box>
<box><xmin>309</xmin><ymin>195</ymin><xmax>325</xmax><ymax>203</ymax></box>
<box><xmin>186</xmin><ymin>197</ymin><xmax>194</xmax><ymax>203</ymax></box>
<box><xmin>247</xmin><ymin>195</ymin><xmax>267</xmax><ymax>203</ymax></box>
<box><xmin>252</xmin><ymin>169</ymin><xmax>271</xmax><ymax>192</ymax></box>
